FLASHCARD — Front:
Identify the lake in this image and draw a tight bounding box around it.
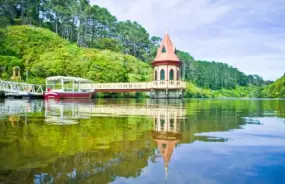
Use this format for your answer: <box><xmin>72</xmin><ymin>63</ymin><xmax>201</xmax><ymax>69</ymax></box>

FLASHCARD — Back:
<box><xmin>0</xmin><ymin>99</ymin><xmax>285</xmax><ymax>184</ymax></box>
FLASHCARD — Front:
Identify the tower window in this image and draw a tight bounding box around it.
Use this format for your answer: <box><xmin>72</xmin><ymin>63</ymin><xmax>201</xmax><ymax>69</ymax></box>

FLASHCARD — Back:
<box><xmin>162</xmin><ymin>46</ymin><xmax>166</xmax><ymax>53</ymax></box>
<box><xmin>160</xmin><ymin>69</ymin><xmax>165</xmax><ymax>81</ymax></box>
<box><xmin>177</xmin><ymin>69</ymin><xmax>180</xmax><ymax>80</ymax></box>
<box><xmin>169</xmin><ymin>69</ymin><xmax>174</xmax><ymax>80</ymax></box>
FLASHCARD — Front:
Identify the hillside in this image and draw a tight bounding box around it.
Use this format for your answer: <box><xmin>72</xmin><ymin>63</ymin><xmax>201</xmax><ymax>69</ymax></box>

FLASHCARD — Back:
<box><xmin>0</xmin><ymin>26</ymin><xmax>152</xmax><ymax>84</ymax></box>
<box><xmin>176</xmin><ymin>50</ymin><xmax>269</xmax><ymax>90</ymax></box>
<box><xmin>262</xmin><ymin>75</ymin><xmax>285</xmax><ymax>98</ymax></box>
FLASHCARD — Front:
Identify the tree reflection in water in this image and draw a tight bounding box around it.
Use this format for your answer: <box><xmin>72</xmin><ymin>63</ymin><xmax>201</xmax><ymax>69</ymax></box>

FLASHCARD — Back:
<box><xmin>0</xmin><ymin>99</ymin><xmax>284</xmax><ymax>183</ymax></box>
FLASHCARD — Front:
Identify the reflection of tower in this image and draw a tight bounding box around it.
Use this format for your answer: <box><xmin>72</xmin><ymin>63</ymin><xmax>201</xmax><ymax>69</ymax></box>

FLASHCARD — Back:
<box><xmin>152</xmin><ymin>108</ymin><xmax>182</xmax><ymax>182</ymax></box>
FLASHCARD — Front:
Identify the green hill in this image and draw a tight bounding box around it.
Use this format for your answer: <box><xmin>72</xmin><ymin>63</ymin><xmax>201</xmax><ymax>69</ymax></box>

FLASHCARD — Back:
<box><xmin>0</xmin><ymin>25</ymin><xmax>280</xmax><ymax>99</ymax></box>
<box><xmin>0</xmin><ymin>26</ymin><xmax>151</xmax><ymax>84</ymax></box>
<box><xmin>262</xmin><ymin>75</ymin><xmax>285</xmax><ymax>98</ymax></box>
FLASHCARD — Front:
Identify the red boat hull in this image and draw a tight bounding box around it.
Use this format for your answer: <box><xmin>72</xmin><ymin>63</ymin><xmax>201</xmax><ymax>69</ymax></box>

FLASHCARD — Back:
<box><xmin>44</xmin><ymin>92</ymin><xmax>93</xmax><ymax>99</ymax></box>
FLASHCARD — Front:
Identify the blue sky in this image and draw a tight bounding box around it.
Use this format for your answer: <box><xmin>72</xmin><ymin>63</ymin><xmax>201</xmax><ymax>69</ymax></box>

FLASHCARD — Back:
<box><xmin>91</xmin><ymin>0</ymin><xmax>285</xmax><ymax>80</ymax></box>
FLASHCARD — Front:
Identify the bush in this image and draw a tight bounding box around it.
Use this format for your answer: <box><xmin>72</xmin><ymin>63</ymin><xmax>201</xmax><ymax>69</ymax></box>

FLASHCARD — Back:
<box><xmin>184</xmin><ymin>82</ymin><xmax>214</xmax><ymax>98</ymax></box>
<box><xmin>262</xmin><ymin>76</ymin><xmax>285</xmax><ymax>98</ymax></box>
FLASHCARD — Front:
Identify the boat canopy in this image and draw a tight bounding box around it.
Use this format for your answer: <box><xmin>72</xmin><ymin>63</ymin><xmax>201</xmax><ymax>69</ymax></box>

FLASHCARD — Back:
<box><xmin>46</xmin><ymin>76</ymin><xmax>92</xmax><ymax>83</ymax></box>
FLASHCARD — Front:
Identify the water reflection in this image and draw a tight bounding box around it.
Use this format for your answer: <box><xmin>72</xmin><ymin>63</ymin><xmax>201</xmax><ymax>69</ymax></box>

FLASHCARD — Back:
<box><xmin>0</xmin><ymin>99</ymin><xmax>284</xmax><ymax>183</ymax></box>
<box><xmin>44</xmin><ymin>100</ymin><xmax>92</xmax><ymax>125</ymax></box>
<box><xmin>152</xmin><ymin>114</ymin><xmax>182</xmax><ymax>182</ymax></box>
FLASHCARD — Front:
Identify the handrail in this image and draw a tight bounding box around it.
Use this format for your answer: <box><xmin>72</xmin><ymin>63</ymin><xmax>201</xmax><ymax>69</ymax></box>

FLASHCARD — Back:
<box><xmin>0</xmin><ymin>80</ymin><xmax>44</xmax><ymax>94</ymax></box>
<box><xmin>80</xmin><ymin>80</ymin><xmax>186</xmax><ymax>90</ymax></box>
<box><xmin>0</xmin><ymin>79</ymin><xmax>186</xmax><ymax>94</ymax></box>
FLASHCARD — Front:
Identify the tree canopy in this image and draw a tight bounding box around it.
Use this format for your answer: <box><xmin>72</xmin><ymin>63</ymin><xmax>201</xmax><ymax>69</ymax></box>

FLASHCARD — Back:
<box><xmin>0</xmin><ymin>0</ymin><xmax>158</xmax><ymax>62</ymax></box>
<box><xmin>0</xmin><ymin>26</ymin><xmax>151</xmax><ymax>85</ymax></box>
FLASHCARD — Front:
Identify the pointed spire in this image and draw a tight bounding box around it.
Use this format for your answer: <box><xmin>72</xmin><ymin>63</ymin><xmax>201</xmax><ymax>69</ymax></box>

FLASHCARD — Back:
<box><xmin>165</xmin><ymin>164</ymin><xmax>168</xmax><ymax>182</ymax></box>
<box><xmin>153</xmin><ymin>139</ymin><xmax>179</xmax><ymax>183</ymax></box>
<box><xmin>154</xmin><ymin>32</ymin><xmax>180</xmax><ymax>62</ymax></box>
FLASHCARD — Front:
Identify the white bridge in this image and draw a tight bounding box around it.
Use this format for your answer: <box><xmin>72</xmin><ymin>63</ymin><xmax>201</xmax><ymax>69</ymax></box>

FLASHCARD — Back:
<box><xmin>0</xmin><ymin>80</ymin><xmax>44</xmax><ymax>96</ymax></box>
<box><xmin>81</xmin><ymin>80</ymin><xmax>186</xmax><ymax>92</ymax></box>
<box><xmin>0</xmin><ymin>79</ymin><xmax>186</xmax><ymax>98</ymax></box>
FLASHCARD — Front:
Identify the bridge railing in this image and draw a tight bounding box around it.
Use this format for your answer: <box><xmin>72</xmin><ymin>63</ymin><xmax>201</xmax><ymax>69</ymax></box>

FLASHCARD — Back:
<box><xmin>0</xmin><ymin>80</ymin><xmax>44</xmax><ymax>94</ymax></box>
<box><xmin>93</xmin><ymin>82</ymin><xmax>149</xmax><ymax>90</ymax></box>
<box><xmin>80</xmin><ymin>80</ymin><xmax>186</xmax><ymax>91</ymax></box>
<box><xmin>152</xmin><ymin>80</ymin><xmax>186</xmax><ymax>89</ymax></box>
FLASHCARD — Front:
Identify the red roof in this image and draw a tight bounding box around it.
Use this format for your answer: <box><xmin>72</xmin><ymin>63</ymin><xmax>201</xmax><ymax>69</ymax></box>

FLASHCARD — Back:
<box><xmin>154</xmin><ymin>33</ymin><xmax>180</xmax><ymax>62</ymax></box>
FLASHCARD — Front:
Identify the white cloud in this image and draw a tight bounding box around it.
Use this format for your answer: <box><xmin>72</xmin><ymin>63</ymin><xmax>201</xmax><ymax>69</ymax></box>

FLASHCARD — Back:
<box><xmin>91</xmin><ymin>0</ymin><xmax>285</xmax><ymax>80</ymax></box>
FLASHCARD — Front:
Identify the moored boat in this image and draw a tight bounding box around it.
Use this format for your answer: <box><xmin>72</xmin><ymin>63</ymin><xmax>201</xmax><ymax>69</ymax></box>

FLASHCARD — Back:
<box><xmin>44</xmin><ymin>76</ymin><xmax>94</xmax><ymax>99</ymax></box>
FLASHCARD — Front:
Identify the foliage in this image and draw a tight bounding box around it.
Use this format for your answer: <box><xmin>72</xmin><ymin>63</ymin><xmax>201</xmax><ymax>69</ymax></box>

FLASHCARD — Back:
<box><xmin>0</xmin><ymin>56</ymin><xmax>23</xmax><ymax>79</ymax></box>
<box><xmin>92</xmin><ymin>38</ymin><xmax>123</xmax><ymax>52</ymax></box>
<box><xmin>262</xmin><ymin>75</ymin><xmax>285</xmax><ymax>98</ymax></box>
<box><xmin>184</xmin><ymin>83</ymin><xmax>266</xmax><ymax>98</ymax></box>
<box><xmin>0</xmin><ymin>0</ymin><xmax>158</xmax><ymax>62</ymax></box>
<box><xmin>0</xmin><ymin>26</ymin><xmax>151</xmax><ymax>83</ymax></box>
<box><xmin>184</xmin><ymin>82</ymin><xmax>214</xmax><ymax>98</ymax></box>
<box><xmin>176</xmin><ymin>50</ymin><xmax>270</xmax><ymax>90</ymax></box>
<box><xmin>213</xmin><ymin>86</ymin><xmax>263</xmax><ymax>98</ymax></box>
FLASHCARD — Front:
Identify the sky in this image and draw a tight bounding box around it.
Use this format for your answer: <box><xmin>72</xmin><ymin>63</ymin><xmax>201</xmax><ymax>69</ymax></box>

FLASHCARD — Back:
<box><xmin>91</xmin><ymin>0</ymin><xmax>285</xmax><ymax>80</ymax></box>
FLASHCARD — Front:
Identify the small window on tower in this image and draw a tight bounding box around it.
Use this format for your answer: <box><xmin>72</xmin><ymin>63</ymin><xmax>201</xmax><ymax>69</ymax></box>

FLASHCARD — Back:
<box><xmin>162</xmin><ymin>46</ymin><xmax>166</xmax><ymax>53</ymax></box>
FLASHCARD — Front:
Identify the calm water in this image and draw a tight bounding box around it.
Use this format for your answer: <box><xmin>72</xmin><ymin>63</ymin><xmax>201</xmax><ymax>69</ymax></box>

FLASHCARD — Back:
<box><xmin>0</xmin><ymin>98</ymin><xmax>285</xmax><ymax>184</ymax></box>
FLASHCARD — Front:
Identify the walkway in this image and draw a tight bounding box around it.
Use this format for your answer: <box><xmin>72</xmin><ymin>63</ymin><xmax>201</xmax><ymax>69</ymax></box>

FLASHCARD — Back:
<box><xmin>0</xmin><ymin>80</ymin><xmax>43</xmax><ymax>96</ymax></box>
<box><xmin>0</xmin><ymin>79</ymin><xmax>186</xmax><ymax>96</ymax></box>
<box><xmin>81</xmin><ymin>80</ymin><xmax>186</xmax><ymax>92</ymax></box>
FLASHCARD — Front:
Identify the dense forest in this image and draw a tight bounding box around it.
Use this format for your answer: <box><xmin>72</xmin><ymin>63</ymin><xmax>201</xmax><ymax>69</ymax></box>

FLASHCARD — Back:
<box><xmin>0</xmin><ymin>26</ymin><xmax>151</xmax><ymax>83</ymax></box>
<box><xmin>0</xmin><ymin>0</ymin><xmax>160</xmax><ymax>62</ymax></box>
<box><xmin>177</xmin><ymin>50</ymin><xmax>271</xmax><ymax>90</ymax></box>
<box><xmin>0</xmin><ymin>0</ymin><xmax>283</xmax><ymax>98</ymax></box>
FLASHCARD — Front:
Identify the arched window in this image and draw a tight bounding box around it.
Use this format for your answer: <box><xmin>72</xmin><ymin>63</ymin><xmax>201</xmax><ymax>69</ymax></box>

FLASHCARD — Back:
<box><xmin>169</xmin><ymin>69</ymin><xmax>174</xmax><ymax>80</ymax></box>
<box><xmin>177</xmin><ymin>69</ymin><xmax>180</xmax><ymax>80</ymax></box>
<box><xmin>160</xmin><ymin>119</ymin><xmax>165</xmax><ymax>131</ymax></box>
<box><xmin>162</xmin><ymin>46</ymin><xmax>166</xmax><ymax>53</ymax></box>
<box><xmin>170</xmin><ymin>119</ymin><xmax>174</xmax><ymax>128</ymax></box>
<box><xmin>155</xmin><ymin>70</ymin><xmax>157</xmax><ymax>80</ymax></box>
<box><xmin>160</xmin><ymin>69</ymin><xmax>165</xmax><ymax>81</ymax></box>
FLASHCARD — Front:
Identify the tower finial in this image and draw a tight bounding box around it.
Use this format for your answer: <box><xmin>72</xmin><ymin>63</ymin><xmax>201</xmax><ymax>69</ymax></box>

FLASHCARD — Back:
<box><xmin>165</xmin><ymin>28</ymin><xmax>168</xmax><ymax>35</ymax></box>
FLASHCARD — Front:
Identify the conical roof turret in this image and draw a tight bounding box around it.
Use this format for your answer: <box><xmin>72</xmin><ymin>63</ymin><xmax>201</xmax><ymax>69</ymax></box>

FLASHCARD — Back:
<box><xmin>154</xmin><ymin>32</ymin><xmax>180</xmax><ymax>62</ymax></box>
